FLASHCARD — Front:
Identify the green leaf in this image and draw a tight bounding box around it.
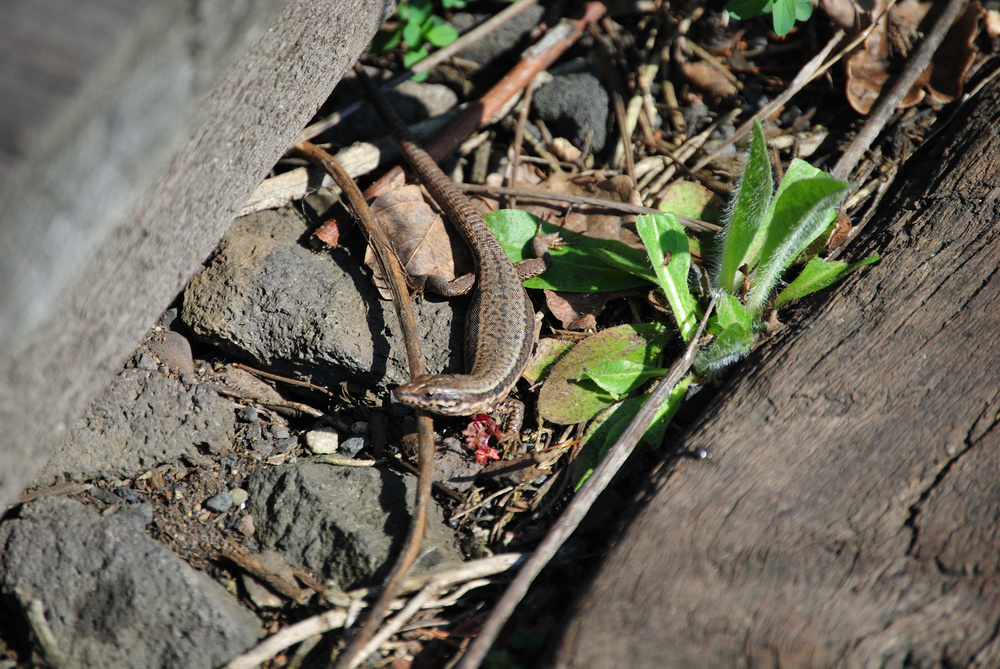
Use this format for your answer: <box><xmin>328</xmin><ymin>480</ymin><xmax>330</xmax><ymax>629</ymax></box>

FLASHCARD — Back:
<box><xmin>402</xmin><ymin>45</ymin><xmax>430</xmax><ymax>70</ymax></box>
<box><xmin>727</xmin><ymin>0</ymin><xmax>772</xmax><ymax>20</ymax></box>
<box><xmin>745</xmin><ymin>175</ymin><xmax>849</xmax><ymax>315</ymax></box>
<box><xmin>794</xmin><ymin>0</ymin><xmax>814</xmax><ymax>21</ymax></box>
<box><xmin>537</xmin><ymin>323</ymin><xmax>670</xmax><ymax>424</ymax></box>
<box><xmin>775</xmin><ymin>255</ymin><xmax>879</xmax><ymax>308</ymax></box>
<box><xmin>744</xmin><ymin>158</ymin><xmax>821</xmax><ymax>273</ymax></box>
<box><xmin>583</xmin><ymin>359</ymin><xmax>671</xmax><ymax>398</ymax></box>
<box><xmin>637</xmin><ymin>213</ymin><xmax>700</xmax><ymax>342</ymax></box>
<box><xmin>424</xmin><ymin>23</ymin><xmax>458</xmax><ymax>47</ymax></box>
<box><xmin>485</xmin><ymin>209</ymin><xmax>650</xmax><ymax>291</ymax></box>
<box><xmin>717</xmin><ymin>119</ymin><xmax>772</xmax><ymax>293</ymax></box>
<box><xmin>771</xmin><ymin>0</ymin><xmax>796</xmax><ymax>35</ymax></box>
<box><xmin>369</xmin><ymin>27</ymin><xmax>404</xmax><ymax>53</ymax></box>
<box><xmin>714</xmin><ymin>292</ymin><xmax>755</xmax><ymax>333</ymax></box>
<box><xmin>396</xmin><ymin>1</ymin><xmax>414</xmax><ymax>21</ymax></box>
<box><xmin>695</xmin><ymin>323</ymin><xmax>755</xmax><ymax>378</ymax></box>
<box><xmin>442</xmin><ymin>0</ymin><xmax>467</xmax><ymax>8</ymax></box>
<box><xmin>657</xmin><ymin>180</ymin><xmax>719</xmax><ymax>221</ymax></box>
<box><xmin>402</xmin><ymin>17</ymin><xmax>425</xmax><ymax>47</ymax></box>
<box><xmin>591</xmin><ymin>245</ymin><xmax>658</xmax><ymax>284</ymax></box>
<box><xmin>574</xmin><ymin>376</ymin><xmax>693</xmax><ymax>488</ymax></box>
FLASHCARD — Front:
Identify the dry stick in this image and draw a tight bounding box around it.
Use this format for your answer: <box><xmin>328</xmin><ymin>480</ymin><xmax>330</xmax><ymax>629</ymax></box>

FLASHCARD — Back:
<box><xmin>831</xmin><ymin>0</ymin><xmax>970</xmax><ymax>180</ymax></box>
<box><xmin>455</xmin><ymin>295</ymin><xmax>718</xmax><ymax>669</ymax></box>
<box><xmin>456</xmin><ymin>182</ymin><xmax>721</xmax><ymax>233</ymax></box>
<box><xmin>293</xmin><ymin>0</ymin><xmax>543</xmax><ymax>146</ymax></box>
<box><xmin>505</xmin><ymin>74</ymin><xmax>544</xmax><ymax>209</ymax></box>
<box><xmin>293</xmin><ymin>141</ymin><xmax>437</xmax><ymax>668</ymax></box>
<box><xmin>347</xmin><ymin>584</ymin><xmax>442</xmax><ymax>669</ymax></box>
<box><xmin>224</xmin><ymin>554</ymin><xmax>527</xmax><ymax>669</ymax></box>
<box><xmin>590</xmin><ymin>21</ymin><xmax>636</xmax><ymax>180</ymax></box>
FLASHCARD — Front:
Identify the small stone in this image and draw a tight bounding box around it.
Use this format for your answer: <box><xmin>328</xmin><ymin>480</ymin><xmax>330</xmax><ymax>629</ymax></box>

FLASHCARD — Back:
<box><xmin>236</xmin><ymin>514</ymin><xmax>256</xmax><ymax>537</ymax></box>
<box><xmin>229</xmin><ymin>488</ymin><xmax>249</xmax><ymax>507</ymax></box>
<box><xmin>274</xmin><ymin>437</ymin><xmax>299</xmax><ymax>454</ymax></box>
<box><xmin>157</xmin><ymin>307</ymin><xmax>179</xmax><ymax>328</ymax></box>
<box><xmin>304</xmin><ymin>428</ymin><xmax>339</xmax><ymax>454</ymax></box>
<box><xmin>271</xmin><ymin>424</ymin><xmax>291</xmax><ymax>440</ymax></box>
<box><xmin>136</xmin><ymin>353</ymin><xmax>158</xmax><ymax>371</ymax></box>
<box><xmin>340</xmin><ymin>436</ymin><xmax>368</xmax><ymax>458</ymax></box>
<box><xmin>147</xmin><ymin>331</ymin><xmax>195</xmax><ymax>375</ymax></box>
<box><xmin>236</xmin><ymin>406</ymin><xmax>259</xmax><ymax>422</ymax></box>
<box><xmin>90</xmin><ymin>487</ymin><xmax>124</xmax><ymax>505</ymax></box>
<box><xmin>118</xmin><ymin>503</ymin><xmax>154</xmax><ymax>528</ymax></box>
<box><xmin>243</xmin><ymin>575</ymin><xmax>285</xmax><ymax>609</ymax></box>
<box><xmin>247</xmin><ymin>439</ymin><xmax>274</xmax><ymax>461</ymax></box>
<box><xmin>350</xmin><ymin>421</ymin><xmax>369</xmax><ymax>436</ymax></box>
<box><xmin>205</xmin><ymin>491</ymin><xmax>234</xmax><ymax>513</ymax></box>
<box><xmin>245</xmin><ymin>422</ymin><xmax>263</xmax><ymax>441</ymax></box>
<box><xmin>115</xmin><ymin>485</ymin><xmax>145</xmax><ymax>504</ymax></box>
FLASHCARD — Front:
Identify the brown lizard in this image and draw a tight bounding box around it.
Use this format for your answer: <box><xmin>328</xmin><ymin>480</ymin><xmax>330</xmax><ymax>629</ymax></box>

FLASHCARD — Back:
<box><xmin>355</xmin><ymin>64</ymin><xmax>551</xmax><ymax>416</ymax></box>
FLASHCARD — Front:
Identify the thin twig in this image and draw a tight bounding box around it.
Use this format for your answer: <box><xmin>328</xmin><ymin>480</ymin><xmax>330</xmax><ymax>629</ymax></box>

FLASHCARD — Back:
<box><xmin>832</xmin><ymin>0</ymin><xmax>970</xmax><ymax>179</ymax></box>
<box><xmin>293</xmin><ymin>141</ymin><xmax>438</xmax><ymax>668</ymax></box>
<box><xmin>346</xmin><ymin>584</ymin><xmax>442</xmax><ymax>669</ymax></box>
<box><xmin>454</xmin><ymin>295</ymin><xmax>717</xmax><ymax>669</ymax></box>
<box><xmin>456</xmin><ymin>182</ymin><xmax>720</xmax><ymax>233</ymax></box>
<box><xmin>506</xmin><ymin>74</ymin><xmax>545</xmax><ymax>208</ymax></box>
<box><xmin>224</xmin><ymin>553</ymin><xmax>527</xmax><ymax>669</ymax></box>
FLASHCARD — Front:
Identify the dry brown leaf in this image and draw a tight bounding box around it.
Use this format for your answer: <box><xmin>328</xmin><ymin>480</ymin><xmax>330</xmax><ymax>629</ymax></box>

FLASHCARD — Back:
<box><xmin>542</xmin><ymin>289</ymin><xmax>631</xmax><ymax>331</ymax></box>
<box><xmin>822</xmin><ymin>0</ymin><xmax>864</xmax><ymax>31</ymax></box>
<box><xmin>365</xmin><ymin>184</ymin><xmax>472</xmax><ymax>299</ymax></box>
<box><xmin>516</xmin><ymin>171</ymin><xmax>643</xmax><ymax>248</ymax></box>
<box><xmin>844</xmin><ymin>0</ymin><xmax>981</xmax><ymax>114</ymax></box>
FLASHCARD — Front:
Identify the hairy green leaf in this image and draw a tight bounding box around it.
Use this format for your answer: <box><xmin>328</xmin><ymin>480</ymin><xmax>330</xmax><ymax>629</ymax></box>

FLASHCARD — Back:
<box><xmin>637</xmin><ymin>213</ymin><xmax>700</xmax><ymax>342</ymax></box>
<box><xmin>746</xmin><ymin>176</ymin><xmax>848</xmax><ymax>315</ymax></box>
<box><xmin>714</xmin><ymin>292</ymin><xmax>755</xmax><ymax>333</ymax></box>
<box><xmin>695</xmin><ymin>323</ymin><xmax>755</xmax><ymax>378</ymax></box>
<box><xmin>775</xmin><ymin>255</ymin><xmax>879</xmax><ymax>308</ymax></box>
<box><xmin>583</xmin><ymin>359</ymin><xmax>671</xmax><ymax>398</ymax></box>
<box><xmin>717</xmin><ymin>119</ymin><xmax>772</xmax><ymax>292</ymax></box>
<box><xmin>537</xmin><ymin>323</ymin><xmax>670</xmax><ymax>424</ymax></box>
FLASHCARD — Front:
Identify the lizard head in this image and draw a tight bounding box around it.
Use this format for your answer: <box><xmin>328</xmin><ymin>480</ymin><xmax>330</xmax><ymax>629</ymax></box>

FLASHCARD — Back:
<box><xmin>392</xmin><ymin>374</ymin><xmax>486</xmax><ymax>416</ymax></box>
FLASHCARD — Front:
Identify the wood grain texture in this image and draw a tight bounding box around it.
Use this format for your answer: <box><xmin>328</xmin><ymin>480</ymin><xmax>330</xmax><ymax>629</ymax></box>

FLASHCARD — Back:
<box><xmin>0</xmin><ymin>0</ymin><xmax>391</xmax><ymax>512</ymax></box>
<box><xmin>553</xmin><ymin>78</ymin><xmax>1000</xmax><ymax>667</ymax></box>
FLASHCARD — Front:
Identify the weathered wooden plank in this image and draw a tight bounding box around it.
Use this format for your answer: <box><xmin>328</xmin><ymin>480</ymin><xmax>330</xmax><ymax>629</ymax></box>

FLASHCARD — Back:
<box><xmin>0</xmin><ymin>0</ymin><xmax>391</xmax><ymax>512</ymax></box>
<box><xmin>553</xmin><ymin>77</ymin><xmax>1000</xmax><ymax>667</ymax></box>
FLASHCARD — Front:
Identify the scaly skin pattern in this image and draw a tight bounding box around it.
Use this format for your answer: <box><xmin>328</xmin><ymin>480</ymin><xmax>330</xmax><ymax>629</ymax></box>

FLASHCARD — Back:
<box><xmin>357</xmin><ymin>67</ymin><xmax>537</xmax><ymax>416</ymax></box>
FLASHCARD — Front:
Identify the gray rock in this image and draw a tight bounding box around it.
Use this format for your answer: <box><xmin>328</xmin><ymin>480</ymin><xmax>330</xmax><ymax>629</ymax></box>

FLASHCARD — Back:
<box><xmin>235</xmin><ymin>405</ymin><xmax>259</xmax><ymax>422</ymax></box>
<box><xmin>30</xmin><ymin>369</ymin><xmax>237</xmax><ymax>487</ymax></box>
<box><xmin>246</xmin><ymin>461</ymin><xmax>461</xmax><ymax>588</ymax></box>
<box><xmin>144</xmin><ymin>330</ymin><xmax>195</xmax><ymax>376</ymax></box>
<box><xmin>135</xmin><ymin>352</ymin><xmax>159</xmax><ymax>371</ymax></box>
<box><xmin>205</xmin><ymin>491</ymin><xmax>234</xmax><ymax>512</ymax></box>
<box><xmin>453</xmin><ymin>4</ymin><xmax>546</xmax><ymax>65</ymax></box>
<box><xmin>340</xmin><ymin>436</ymin><xmax>368</xmax><ymax>458</ymax></box>
<box><xmin>533</xmin><ymin>68</ymin><xmax>610</xmax><ymax>153</ymax></box>
<box><xmin>181</xmin><ymin>207</ymin><xmax>462</xmax><ymax>394</ymax></box>
<box><xmin>0</xmin><ymin>497</ymin><xmax>261</xmax><ymax>669</ymax></box>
